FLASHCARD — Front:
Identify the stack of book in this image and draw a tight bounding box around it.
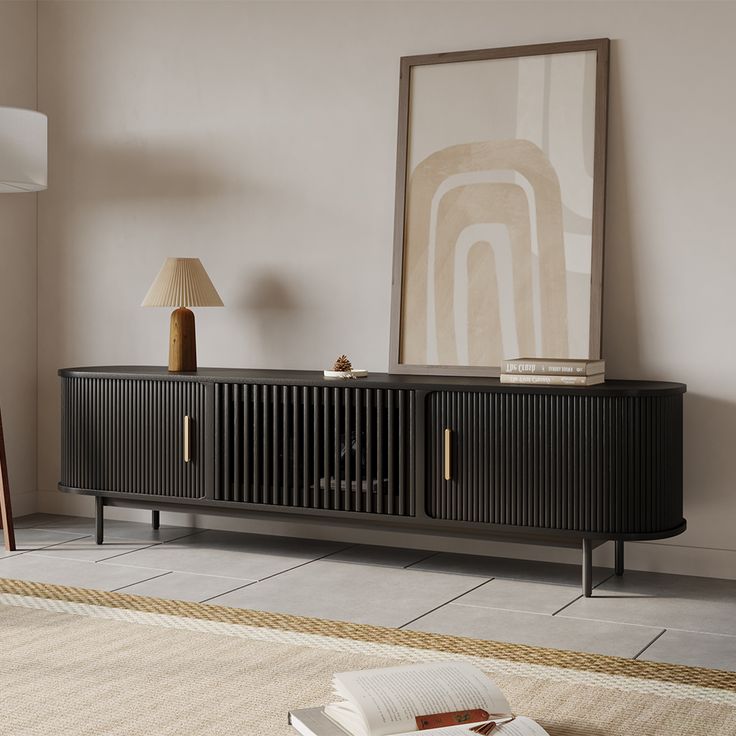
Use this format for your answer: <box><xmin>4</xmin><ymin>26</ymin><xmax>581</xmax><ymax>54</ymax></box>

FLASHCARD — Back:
<box><xmin>289</xmin><ymin>662</ymin><xmax>550</xmax><ymax>736</ymax></box>
<box><xmin>500</xmin><ymin>357</ymin><xmax>605</xmax><ymax>386</ymax></box>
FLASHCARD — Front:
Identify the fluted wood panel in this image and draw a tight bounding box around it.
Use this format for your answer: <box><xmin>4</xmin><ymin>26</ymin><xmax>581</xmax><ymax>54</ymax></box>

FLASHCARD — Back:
<box><xmin>428</xmin><ymin>391</ymin><xmax>683</xmax><ymax>534</ymax></box>
<box><xmin>60</xmin><ymin>377</ymin><xmax>206</xmax><ymax>498</ymax></box>
<box><xmin>214</xmin><ymin>383</ymin><xmax>415</xmax><ymax>516</ymax></box>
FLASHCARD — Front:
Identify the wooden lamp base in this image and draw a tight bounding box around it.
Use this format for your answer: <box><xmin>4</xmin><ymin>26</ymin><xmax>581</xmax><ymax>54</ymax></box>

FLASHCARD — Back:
<box><xmin>169</xmin><ymin>307</ymin><xmax>197</xmax><ymax>372</ymax></box>
<box><xmin>0</xmin><ymin>408</ymin><xmax>16</xmax><ymax>551</ymax></box>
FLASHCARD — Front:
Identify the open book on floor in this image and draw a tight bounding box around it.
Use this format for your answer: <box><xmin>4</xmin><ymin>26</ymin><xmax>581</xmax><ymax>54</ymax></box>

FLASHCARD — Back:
<box><xmin>289</xmin><ymin>662</ymin><xmax>549</xmax><ymax>736</ymax></box>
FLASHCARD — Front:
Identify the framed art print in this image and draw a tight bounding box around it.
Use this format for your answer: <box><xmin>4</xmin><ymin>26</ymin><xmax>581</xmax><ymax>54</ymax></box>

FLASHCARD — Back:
<box><xmin>389</xmin><ymin>39</ymin><xmax>609</xmax><ymax>376</ymax></box>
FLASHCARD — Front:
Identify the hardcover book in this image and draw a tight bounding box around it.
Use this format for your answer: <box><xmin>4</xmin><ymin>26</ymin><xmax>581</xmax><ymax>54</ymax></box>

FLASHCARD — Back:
<box><xmin>503</xmin><ymin>358</ymin><xmax>605</xmax><ymax>376</ymax></box>
<box><xmin>500</xmin><ymin>373</ymin><xmax>605</xmax><ymax>387</ymax></box>
<box><xmin>289</xmin><ymin>662</ymin><xmax>549</xmax><ymax>736</ymax></box>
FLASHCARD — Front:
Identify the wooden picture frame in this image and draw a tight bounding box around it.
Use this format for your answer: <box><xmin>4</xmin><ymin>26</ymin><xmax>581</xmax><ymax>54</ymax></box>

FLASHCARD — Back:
<box><xmin>389</xmin><ymin>39</ymin><xmax>610</xmax><ymax>376</ymax></box>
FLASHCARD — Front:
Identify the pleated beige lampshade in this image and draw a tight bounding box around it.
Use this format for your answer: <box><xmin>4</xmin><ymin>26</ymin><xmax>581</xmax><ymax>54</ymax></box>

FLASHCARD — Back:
<box><xmin>141</xmin><ymin>258</ymin><xmax>223</xmax><ymax>308</ymax></box>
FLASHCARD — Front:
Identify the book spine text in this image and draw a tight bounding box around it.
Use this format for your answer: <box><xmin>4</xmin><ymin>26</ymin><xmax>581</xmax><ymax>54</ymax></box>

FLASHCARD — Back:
<box><xmin>504</xmin><ymin>362</ymin><xmax>589</xmax><ymax>375</ymax></box>
<box><xmin>500</xmin><ymin>374</ymin><xmax>603</xmax><ymax>386</ymax></box>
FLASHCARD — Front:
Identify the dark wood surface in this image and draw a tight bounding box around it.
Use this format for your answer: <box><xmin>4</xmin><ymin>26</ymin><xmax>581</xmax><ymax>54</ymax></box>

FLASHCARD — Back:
<box><xmin>58</xmin><ymin>366</ymin><xmax>686</xmax><ymax>397</ymax></box>
<box><xmin>398</xmin><ymin>38</ymin><xmax>612</xmax><ymax>67</ymax></box>
<box><xmin>589</xmin><ymin>38</ymin><xmax>610</xmax><ymax>358</ymax></box>
<box><xmin>0</xmin><ymin>408</ymin><xmax>17</xmax><ymax>551</ymax></box>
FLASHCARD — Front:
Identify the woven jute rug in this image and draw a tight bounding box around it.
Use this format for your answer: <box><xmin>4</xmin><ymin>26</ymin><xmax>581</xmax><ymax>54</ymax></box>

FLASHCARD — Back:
<box><xmin>0</xmin><ymin>577</ymin><xmax>734</xmax><ymax>736</ymax></box>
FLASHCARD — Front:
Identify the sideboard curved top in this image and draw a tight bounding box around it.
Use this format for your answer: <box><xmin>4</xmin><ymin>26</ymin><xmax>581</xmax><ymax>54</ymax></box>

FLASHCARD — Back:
<box><xmin>58</xmin><ymin>366</ymin><xmax>686</xmax><ymax>397</ymax></box>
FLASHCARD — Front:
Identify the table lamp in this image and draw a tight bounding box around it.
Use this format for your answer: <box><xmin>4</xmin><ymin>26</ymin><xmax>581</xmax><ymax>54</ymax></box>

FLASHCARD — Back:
<box><xmin>142</xmin><ymin>257</ymin><xmax>223</xmax><ymax>372</ymax></box>
<box><xmin>0</xmin><ymin>106</ymin><xmax>48</xmax><ymax>551</ymax></box>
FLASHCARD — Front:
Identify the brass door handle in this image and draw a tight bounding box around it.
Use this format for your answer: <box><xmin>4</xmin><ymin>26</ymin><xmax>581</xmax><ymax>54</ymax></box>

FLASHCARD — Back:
<box><xmin>444</xmin><ymin>428</ymin><xmax>452</xmax><ymax>481</ymax></box>
<box><xmin>183</xmin><ymin>415</ymin><xmax>191</xmax><ymax>463</ymax></box>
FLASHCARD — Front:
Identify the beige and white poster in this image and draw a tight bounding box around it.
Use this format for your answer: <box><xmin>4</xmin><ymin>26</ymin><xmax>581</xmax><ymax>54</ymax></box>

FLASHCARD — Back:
<box><xmin>393</xmin><ymin>42</ymin><xmax>608</xmax><ymax>374</ymax></box>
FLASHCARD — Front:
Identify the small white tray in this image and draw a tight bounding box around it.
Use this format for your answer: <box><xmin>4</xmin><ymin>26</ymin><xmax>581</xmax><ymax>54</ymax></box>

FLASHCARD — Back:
<box><xmin>323</xmin><ymin>369</ymin><xmax>368</xmax><ymax>379</ymax></box>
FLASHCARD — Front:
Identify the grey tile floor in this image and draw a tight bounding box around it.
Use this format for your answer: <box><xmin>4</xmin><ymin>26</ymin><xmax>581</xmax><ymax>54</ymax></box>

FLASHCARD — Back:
<box><xmin>4</xmin><ymin>513</ymin><xmax>736</xmax><ymax>671</ymax></box>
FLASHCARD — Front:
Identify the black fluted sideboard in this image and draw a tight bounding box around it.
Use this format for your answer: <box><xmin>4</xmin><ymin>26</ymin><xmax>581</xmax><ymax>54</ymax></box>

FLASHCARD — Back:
<box><xmin>58</xmin><ymin>367</ymin><xmax>686</xmax><ymax>596</ymax></box>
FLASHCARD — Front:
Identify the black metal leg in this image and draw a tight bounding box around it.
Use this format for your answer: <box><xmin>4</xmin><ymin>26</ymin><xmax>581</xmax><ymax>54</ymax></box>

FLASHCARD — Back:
<box><xmin>152</xmin><ymin>510</ymin><xmax>160</xmax><ymax>530</ymax></box>
<box><xmin>95</xmin><ymin>496</ymin><xmax>104</xmax><ymax>545</ymax></box>
<box><xmin>582</xmin><ymin>538</ymin><xmax>593</xmax><ymax>597</ymax></box>
<box><xmin>615</xmin><ymin>540</ymin><xmax>624</xmax><ymax>576</ymax></box>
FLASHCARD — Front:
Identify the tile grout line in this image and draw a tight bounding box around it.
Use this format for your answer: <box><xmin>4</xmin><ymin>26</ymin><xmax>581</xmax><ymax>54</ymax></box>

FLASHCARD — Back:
<box><xmin>198</xmin><ymin>579</ymin><xmax>259</xmax><ymax>603</ymax></box>
<box><xmin>396</xmin><ymin>578</ymin><xmax>495</xmax><ymax>630</ymax></box>
<box><xmin>92</xmin><ymin>529</ymin><xmax>209</xmax><ymax>563</ymax></box>
<box><xmin>594</xmin><ymin>572</ymin><xmax>616</xmax><ymax>589</ymax></box>
<box><xmin>92</xmin><ymin>543</ymin><xmax>165</xmax><ymax>564</ymax></box>
<box><xmin>253</xmin><ymin>544</ymin><xmax>356</xmax><ymax>582</ymax></box>
<box><xmin>197</xmin><ymin>544</ymin><xmax>357</xmax><ymax>604</ymax></box>
<box><xmin>632</xmin><ymin>628</ymin><xmax>667</xmax><ymax>660</ymax></box>
<box><xmin>559</xmin><ymin>608</ymin><xmax>733</xmax><ymax>638</ymax></box>
<box><xmin>69</xmin><ymin>529</ymin><xmax>220</xmax><ymax>564</ymax></box>
<box><xmin>451</xmin><ymin>600</ymin><xmax>575</xmax><ymax>618</ymax></box>
<box><xmin>550</xmin><ymin>594</ymin><xmax>583</xmax><ymax>616</ymax></box>
<box><xmin>161</xmin><ymin>529</ymin><xmax>209</xmax><ymax>543</ymax></box>
<box><xmin>403</xmin><ymin>552</ymin><xmax>439</xmax><ymax>569</ymax></box>
<box><xmin>658</xmin><ymin>625</ymin><xmax>736</xmax><ymax>638</ymax></box>
<box><xmin>402</xmin><ymin>565</ymin><xmax>617</xmax><ymax>591</ymax></box>
<box><xmin>103</xmin><ymin>539</ymin><xmax>356</xmax><ymax>599</ymax></box>
<box><xmin>19</xmin><ymin>527</ymin><xmax>207</xmax><ymax>565</ymax></box>
<box><xmin>110</xmin><ymin>570</ymin><xmax>174</xmax><ymax>593</ymax></box>
<box><xmin>488</xmin><ymin>575</ymin><xmax>610</xmax><ymax>590</ymax></box>
<box><xmin>558</xmin><ymin>609</ymin><xmax>667</xmax><ymax>632</ymax></box>
<box><xmin>550</xmin><ymin>573</ymin><xmax>612</xmax><ymax>616</ymax></box>
<box><xmin>25</xmin><ymin>540</ymin><xmax>161</xmax><ymax>565</ymax></box>
<box><xmin>0</xmin><ymin>533</ymin><xmax>92</xmax><ymax>559</ymax></box>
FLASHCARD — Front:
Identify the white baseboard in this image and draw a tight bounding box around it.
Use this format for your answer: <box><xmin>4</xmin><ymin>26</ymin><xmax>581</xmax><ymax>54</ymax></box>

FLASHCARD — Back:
<box><xmin>37</xmin><ymin>490</ymin><xmax>736</xmax><ymax>580</ymax></box>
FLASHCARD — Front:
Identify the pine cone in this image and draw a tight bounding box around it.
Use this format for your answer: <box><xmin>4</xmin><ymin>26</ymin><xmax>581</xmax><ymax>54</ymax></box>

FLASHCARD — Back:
<box><xmin>333</xmin><ymin>354</ymin><xmax>352</xmax><ymax>372</ymax></box>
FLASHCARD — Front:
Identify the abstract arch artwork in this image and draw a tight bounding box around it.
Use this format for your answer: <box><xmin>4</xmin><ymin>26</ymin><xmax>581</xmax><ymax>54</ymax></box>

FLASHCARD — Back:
<box><xmin>390</xmin><ymin>39</ymin><xmax>609</xmax><ymax>376</ymax></box>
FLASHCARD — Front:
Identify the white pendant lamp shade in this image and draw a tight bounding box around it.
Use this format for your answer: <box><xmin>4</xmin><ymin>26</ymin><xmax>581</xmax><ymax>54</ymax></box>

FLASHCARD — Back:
<box><xmin>0</xmin><ymin>107</ymin><xmax>47</xmax><ymax>193</ymax></box>
<box><xmin>142</xmin><ymin>258</ymin><xmax>224</xmax><ymax>308</ymax></box>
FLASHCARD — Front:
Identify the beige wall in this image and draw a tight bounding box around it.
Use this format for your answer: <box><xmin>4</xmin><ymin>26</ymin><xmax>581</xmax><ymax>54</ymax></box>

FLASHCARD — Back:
<box><xmin>0</xmin><ymin>0</ymin><xmax>38</xmax><ymax>517</ymax></box>
<box><xmin>31</xmin><ymin>1</ymin><xmax>736</xmax><ymax>577</ymax></box>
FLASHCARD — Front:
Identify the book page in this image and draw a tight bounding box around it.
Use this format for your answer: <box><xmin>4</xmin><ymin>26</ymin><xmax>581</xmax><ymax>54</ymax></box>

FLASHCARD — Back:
<box><xmin>330</xmin><ymin>662</ymin><xmax>510</xmax><ymax>736</ymax></box>
<box><xmin>393</xmin><ymin>716</ymin><xmax>548</xmax><ymax>736</ymax></box>
<box><xmin>493</xmin><ymin>717</ymin><xmax>549</xmax><ymax>736</ymax></box>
